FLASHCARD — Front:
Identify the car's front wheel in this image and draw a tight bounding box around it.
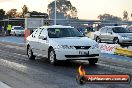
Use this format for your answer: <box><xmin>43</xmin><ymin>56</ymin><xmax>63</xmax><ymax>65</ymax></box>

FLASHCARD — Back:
<box><xmin>113</xmin><ymin>37</ymin><xmax>119</xmax><ymax>44</ymax></box>
<box><xmin>88</xmin><ymin>58</ymin><xmax>98</xmax><ymax>65</ymax></box>
<box><xmin>48</xmin><ymin>48</ymin><xmax>58</xmax><ymax>65</ymax></box>
<box><xmin>96</xmin><ymin>36</ymin><xmax>101</xmax><ymax>43</ymax></box>
<box><xmin>27</xmin><ymin>46</ymin><xmax>35</xmax><ymax>60</ymax></box>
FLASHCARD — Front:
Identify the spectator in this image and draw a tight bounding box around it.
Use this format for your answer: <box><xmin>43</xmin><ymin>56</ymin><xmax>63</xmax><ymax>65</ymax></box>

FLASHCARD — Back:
<box><xmin>7</xmin><ymin>24</ymin><xmax>12</xmax><ymax>36</ymax></box>
<box><xmin>97</xmin><ymin>24</ymin><xmax>101</xmax><ymax>31</ymax></box>
<box><xmin>0</xmin><ymin>25</ymin><xmax>2</xmax><ymax>34</ymax></box>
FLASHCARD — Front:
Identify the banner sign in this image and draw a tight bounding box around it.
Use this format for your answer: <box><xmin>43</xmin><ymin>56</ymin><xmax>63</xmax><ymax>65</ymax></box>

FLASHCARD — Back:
<box><xmin>99</xmin><ymin>43</ymin><xmax>120</xmax><ymax>54</ymax></box>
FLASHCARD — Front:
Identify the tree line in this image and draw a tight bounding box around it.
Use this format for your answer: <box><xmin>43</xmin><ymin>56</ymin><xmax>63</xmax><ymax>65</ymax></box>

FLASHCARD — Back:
<box><xmin>98</xmin><ymin>11</ymin><xmax>130</xmax><ymax>22</ymax></box>
<box><xmin>0</xmin><ymin>0</ymin><xmax>131</xmax><ymax>22</ymax></box>
<box><xmin>0</xmin><ymin>5</ymin><xmax>29</xmax><ymax>19</ymax></box>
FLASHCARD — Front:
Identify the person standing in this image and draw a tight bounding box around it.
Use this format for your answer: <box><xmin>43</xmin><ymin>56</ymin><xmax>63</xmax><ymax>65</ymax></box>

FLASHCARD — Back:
<box><xmin>7</xmin><ymin>24</ymin><xmax>12</xmax><ymax>36</ymax></box>
<box><xmin>0</xmin><ymin>25</ymin><xmax>2</xmax><ymax>34</ymax></box>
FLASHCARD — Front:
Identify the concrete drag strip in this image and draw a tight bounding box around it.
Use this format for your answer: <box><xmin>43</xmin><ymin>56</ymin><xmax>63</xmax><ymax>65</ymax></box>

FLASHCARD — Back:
<box><xmin>79</xmin><ymin>60</ymin><xmax>132</xmax><ymax>75</ymax></box>
<box><xmin>0</xmin><ymin>37</ymin><xmax>24</xmax><ymax>45</ymax></box>
<box><xmin>0</xmin><ymin>59</ymin><xmax>59</xmax><ymax>88</ymax></box>
<box><xmin>0</xmin><ymin>58</ymin><xmax>27</xmax><ymax>72</ymax></box>
<box><xmin>0</xmin><ymin>81</ymin><xmax>11</xmax><ymax>88</ymax></box>
<box><xmin>97</xmin><ymin>62</ymin><xmax>132</xmax><ymax>74</ymax></box>
<box><xmin>0</xmin><ymin>49</ymin><xmax>27</xmax><ymax>58</ymax></box>
<box><xmin>0</xmin><ymin>42</ymin><xmax>25</xmax><ymax>51</ymax></box>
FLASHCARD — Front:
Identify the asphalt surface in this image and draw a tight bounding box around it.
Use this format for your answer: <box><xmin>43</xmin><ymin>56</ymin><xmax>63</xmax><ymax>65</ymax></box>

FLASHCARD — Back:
<box><xmin>0</xmin><ymin>42</ymin><xmax>132</xmax><ymax>88</ymax></box>
<box><xmin>0</xmin><ymin>36</ymin><xmax>24</xmax><ymax>44</ymax></box>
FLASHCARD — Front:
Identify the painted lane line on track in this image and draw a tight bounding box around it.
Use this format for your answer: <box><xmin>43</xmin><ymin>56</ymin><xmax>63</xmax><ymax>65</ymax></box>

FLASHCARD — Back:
<box><xmin>0</xmin><ymin>81</ymin><xmax>12</xmax><ymax>88</ymax></box>
<box><xmin>0</xmin><ymin>58</ymin><xmax>28</xmax><ymax>73</ymax></box>
<box><xmin>0</xmin><ymin>58</ymin><xmax>50</xmax><ymax>76</ymax></box>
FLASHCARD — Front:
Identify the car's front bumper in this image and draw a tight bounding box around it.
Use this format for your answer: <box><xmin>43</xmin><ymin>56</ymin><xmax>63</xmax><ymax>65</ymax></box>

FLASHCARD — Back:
<box><xmin>120</xmin><ymin>38</ymin><xmax>132</xmax><ymax>44</ymax></box>
<box><xmin>54</xmin><ymin>48</ymin><xmax>100</xmax><ymax>60</ymax></box>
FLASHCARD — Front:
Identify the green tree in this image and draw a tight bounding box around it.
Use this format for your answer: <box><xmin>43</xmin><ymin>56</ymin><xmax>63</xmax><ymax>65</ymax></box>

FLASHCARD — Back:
<box><xmin>123</xmin><ymin>11</ymin><xmax>128</xmax><ymax>21</ymax></box>
<box><xmin>98</xmin><ymin>13</ymin><xmax>122</xmax><ymax>21</ymax></box>
<box><xmin>98</xmin><ymin>13</ymin><xmax>122</xmax><ymax>26</ymax></box>
<box><xmin>0</xmin><ymin>9</ymin><xmax>5</xmax><ymax>20</ymax></box>
<box><xmin>22</xmin><ymin>5</ymin><xmax>29</xmax><ymax>18</ymax></box>
<box><xmin>6</xmin><ymin>9</ymin><xmax>17</xmax><ymax>18</ymax></box>
<box><xmin>47</xmin><ymin>0</ymin><xmax>77</xmax><ymax>19</ymax></box>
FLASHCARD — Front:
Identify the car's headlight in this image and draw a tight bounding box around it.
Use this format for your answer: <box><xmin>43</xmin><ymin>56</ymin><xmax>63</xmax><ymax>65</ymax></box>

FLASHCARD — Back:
<box><xmin>58</xmin><ymin>45</ymin><xmax>74</xmax><ymax>49</ymax></box>
<box><xmin>91</xmin><ymin>44</ymin><xmax>99</xmax><ymax>49</ymax></box>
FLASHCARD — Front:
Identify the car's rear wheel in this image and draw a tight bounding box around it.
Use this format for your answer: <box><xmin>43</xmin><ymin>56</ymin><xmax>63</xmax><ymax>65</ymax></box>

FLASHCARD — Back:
<box><xmin>88</xmin><ymin>58</ymin><xmax>98</xmax><ymax>65</ymax></box>
<box><xmin>113</xmin><ymin>37</ymin><xmax>119</xmax><ymax>44</ymax></box>
<box><xmin>48</xmin><ymin>48</ymin><xmax>58</xmax><ymax>65</ymax></box>
<box><xmin>27</xmin><ymin>46</ymin><xmax>35</xmax><ymax>60</ymax></box>
<box><xmin>96</xmin><ymin>37</ymin><xmax>101</xmax><ymax>43</ymax></box>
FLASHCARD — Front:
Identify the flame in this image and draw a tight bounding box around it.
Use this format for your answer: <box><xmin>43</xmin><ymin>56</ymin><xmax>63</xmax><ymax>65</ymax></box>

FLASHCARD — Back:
<box><xmin>78</xmin><ymin>66</ymin><xmax>86</xmax><ymax>76</ymax></box>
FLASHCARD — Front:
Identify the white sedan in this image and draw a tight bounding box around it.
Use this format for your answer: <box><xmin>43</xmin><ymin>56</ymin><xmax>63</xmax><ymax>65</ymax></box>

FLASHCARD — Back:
<box><xmin>11</xmin><ymin>26</ymin><xmax>24</xmax><ymax>36</ymax></box>
<box><xmin>26</xmin><ymin>25</ymin><xmax>100</xmax><ymax>65</ymax></box>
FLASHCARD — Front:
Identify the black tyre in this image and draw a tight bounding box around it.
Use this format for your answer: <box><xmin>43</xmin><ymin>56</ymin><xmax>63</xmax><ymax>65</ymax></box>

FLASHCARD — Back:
<box><xmin>96</xmin><ymin>37</ymin><xmax>101</xmax><ymax>43</ymax></box>
<box><xmin>48</xmin><ymin>48</ymin><xmax>58</xmax><ymax>65</ymax></box>
<box><xmin>113</xmin><ymin>38</ymin><xmax>119</xmax><ymax>44</ymax></box>
<box><xmin>88</xmin><ymin>58</ymin><xmax>98</xmax><ymax>65</ymax></box>
<box><xmin>27</xmin><ymin>46</ymin><xmax>35</xmax><ymax>60</ymax></box>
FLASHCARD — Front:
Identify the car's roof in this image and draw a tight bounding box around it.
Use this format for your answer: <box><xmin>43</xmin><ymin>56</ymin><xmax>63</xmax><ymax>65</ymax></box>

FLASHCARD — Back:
<box><xmin>40</xmin><ymin>25</ymin><xmax>74</xmax><ymax>29</ymax></box>
<box><xmin>104</xmin><ymin>26</ymin><xmax>125</xmax><ymax>28</ymax></box>
<box><xmin>12</xmin><ymin>26</ymin><xmax>22</xmax><ymax>27</ymax></box>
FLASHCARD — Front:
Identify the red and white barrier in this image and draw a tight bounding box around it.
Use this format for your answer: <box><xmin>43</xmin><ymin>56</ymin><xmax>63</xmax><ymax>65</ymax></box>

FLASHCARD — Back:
<box><xmin>99</xmin><ymin>43</ymin><xmax>120</xmax><ymax>54</ymax></box>
<box><xmin>24</xmin><ymin>29</ymin><xmax>30</xmax><ymax>43</ymax></box>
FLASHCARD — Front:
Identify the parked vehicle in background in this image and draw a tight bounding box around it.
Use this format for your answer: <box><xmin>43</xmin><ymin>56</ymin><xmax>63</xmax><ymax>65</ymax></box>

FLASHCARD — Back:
<box><xmin>94</xmin><ymin>26</ymin><xmax>132</xmax><ymax>44</ymax></box>
<box><xmin>128</xmin><ymin>26</ymin><xmax>132</xmax><ymax>32</ymax></box>
<box><xmin>26</xmin><ymin>25</ymin><xmax>100</xmax><ymax>65</ymax></box>
<box><xmin>77</xmin><ymin>28</ymin><xmax>86</xmax><ymax>35</ymax></box>
<box><xmin>11</xmin><ymin>26</ymin><xmax>24</xmax><ymax>36</ymax></box>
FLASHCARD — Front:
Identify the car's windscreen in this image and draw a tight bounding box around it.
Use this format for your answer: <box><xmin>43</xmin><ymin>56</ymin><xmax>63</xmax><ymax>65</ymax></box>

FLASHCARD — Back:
<box><xmin>14</xmin><ymin>27</ymin><xmax>24</xmax><ymax>30</ymax></box>
<box><xmin>47</xmin><ymin>28</ymin><xmax>84</xmax><ymax>38</ymax></box>
<box><xmin>112</xmin><ymin>27</ymin><xmax>132</xmax><ymax>33</ymax></box>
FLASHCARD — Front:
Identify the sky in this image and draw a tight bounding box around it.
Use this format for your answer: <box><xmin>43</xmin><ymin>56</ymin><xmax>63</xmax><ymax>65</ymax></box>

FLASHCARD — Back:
<box><xmin>0</xmin><ymin>0</ymin><xmax>132</xmax><ymax>20</ymax></box>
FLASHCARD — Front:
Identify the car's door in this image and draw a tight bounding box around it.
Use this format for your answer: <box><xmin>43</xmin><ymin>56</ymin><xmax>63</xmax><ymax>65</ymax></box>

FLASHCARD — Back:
<box><xmin>29</xmin><ymin>29</ymin><xmax>38</xmax><ymax>53</ymax></box>
<box><xmin>99</xmin><ymin>27</ymin><xmax>108</xmax><ymax>41</ymax></box>
<box><xmin>30</xmin><ymin>28</ymin><xmax>42</xmax><ymax>55</ymax></box>
<box><xmin>38</xmin><ymin>28</ymin><xmax>49</xmax><ymax>57</ymax></box>
<box><xmin>106</xmin><ymin>28</ymin><xmax>114</xmax><ymax>41</ymax></box>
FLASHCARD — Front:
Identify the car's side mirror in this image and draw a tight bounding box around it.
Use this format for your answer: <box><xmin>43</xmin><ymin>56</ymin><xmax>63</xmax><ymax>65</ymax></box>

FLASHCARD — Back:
<box><xmin>39</xmin><ymin>35</ymin><xmax>47</xmax><ymax>40</ymax></box>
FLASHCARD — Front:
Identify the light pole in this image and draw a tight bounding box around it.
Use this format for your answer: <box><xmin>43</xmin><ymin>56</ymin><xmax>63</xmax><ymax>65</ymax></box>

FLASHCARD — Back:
<box><xmin>54</xmin><ymin>0</ymin><xmax>56</xmax><ymax>25</ymax></box>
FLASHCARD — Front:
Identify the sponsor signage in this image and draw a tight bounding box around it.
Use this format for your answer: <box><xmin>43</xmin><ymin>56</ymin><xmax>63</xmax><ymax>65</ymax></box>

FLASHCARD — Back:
<box><xmin>99</xmin><ymin>43</ymin><xmax>120</xmax><ymax>54</ymax></box>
